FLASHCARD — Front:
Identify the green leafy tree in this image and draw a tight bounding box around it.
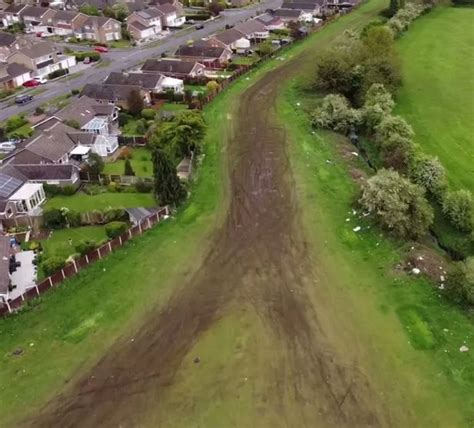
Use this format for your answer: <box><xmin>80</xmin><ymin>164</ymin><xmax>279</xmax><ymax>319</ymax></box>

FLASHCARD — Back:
<box><xmin>206</xmin><ymin>80</ymin><xmax>220</xmax><ymax>94</ymax></box>
<box><xmin>311</xmin><ymin>94</ymin><xmax>361</xmax><ymax>134</ymax></box>
<box><xmin>152</xmin><ymin>149</ymin><xmax>186</xmax><ymax>206</ymax></box>
<box><xmin>114</xmin><ymin>3</ymin><xmax>129</xmax><ymax>21</ymax></box>
<box><xmin>445</xmin><ymin>258</ymin><xmax>474</xmax><ymax>306</ymax></box>
<box><xmin>127</xmin><ymin>89</ymin><xmax>145</xmax><ymax>116</ymax></box>
<box><xmin>360</xmin><ymin>169</ymin><xmax>433</xmax><ymax>239</ymax></box>
<box><xmin>362</xmin><ymin>83</ymin><xmax>395</xmax><ymax>129</ymax></box>
<box><xmin>86</xmin><ymin>152</ymin><xmax>105</xmax><ymax>174</ymax></box>
<box><xmin>257</xmin><ymin>42</ymin><xmax>273</xmax><ymax>57</ymax></box>
<box><xmin>442</xmin><ymin>190</ymin><xmax>474</xmax><ymax>233</ymax></box>
<box><xmin>79</xmin><ymin>4</ymin><xmax>100</xmax><ymax>15</ymax></box>
<box><xmin>409</xmin><ymin>155</ymin><xmax>447</xmax><ymax>198</ymax></box>
<box><xmin>124</xmin><ymin>159</ymin><xmax>135</xmax><ymax>176</ymax></box>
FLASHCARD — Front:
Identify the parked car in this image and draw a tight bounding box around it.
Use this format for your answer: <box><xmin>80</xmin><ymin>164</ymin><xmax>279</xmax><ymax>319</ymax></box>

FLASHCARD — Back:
<box><xmin>33</xmin><ymin>76</ymin><xmax>48</xmax><ymax>84</ymax></box>
<box><xmin>0</xmin><ymin>142</ymin><xmax>16</xmax><ymax>152</ymax></box>
<box><xmin>15</xmin><ymin>94</ymin><xmax>33</xmax><ymax>105</ymax></box>
<box><xmin>196</xmin><ymin>24</ymin><xmax>204</xmax><ymax>30</ymax></box>
<box><xmin>187</xmin><ymin>19</ymin><xmax>195</xmax><ymax>24</ymax></box>
<box><xmin>94</xmin><ymin>46</ymin><xmax>108</xmax><ymax>53</ymax></box>
<box><xmin>23</xmin><ymin>80</ymin><xmax>40</xmax><ymax>88</ymax></box>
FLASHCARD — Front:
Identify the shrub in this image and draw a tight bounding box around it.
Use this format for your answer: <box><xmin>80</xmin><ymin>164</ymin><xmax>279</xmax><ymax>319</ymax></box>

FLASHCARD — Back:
<box><xmin>48</xmin><ymin>69</ymin><xmax>67</xmax><ymax>79</ymax></box>
<box><xmin>206</xmin><ymin>80</ymin><xmax>220</xmax><ymax>94</ymax></box>
<box><xmin>71</xmin><ymin>89</ymin><xmax>80</xmax><ymax>96</ymax></box>
<box><xmin>135</xmin><ymin>180</ymin><xmax>153</xmax><ymax>193</ymax></box>
<box><xmin>118</xmin><ymin>112</ymin><xmax>132</xmax><ymax>127</ymax></box>
<box><xmin>311</xmin><ymin>94</ymin><xmax>361</xmax><ymax>134</ymax></box>
<box><xmin>83</xmin><ymin>184</ymin><xmax>105</xmax><ymax>195</ymax></box>
<box><xmin>442</xmin><ymin>190</ymin><xmax>474</xmax><ymax>233</ymax></box>
<box><xmin>141</xmin><ymin>108</ymin><xmax>156</xmax><ymax>120</ymax></box>
<box><xmin>35</xmin><ymin>106</ymin><xmax>45</xmax><ymax>115</ymax></box>
<box><xmin>362</xmin><ymin>83</ymin><xmax>395</xmax><ymax>129</ymax></box>
<box><xmin>380</xmin><ymin>134</ymin><xmax>414</xmax><ymax>173</ymax></box>
<box><xmin>43</xmin><ymin>184</ymin><xmax>61</xmax><ymax>197</ymax></box>
<box><xmin>360</xmin><ymin>169</ymin><xmax>433</xmax><ymax>239</ymax></box>
<box><xmin>41</xmin><ymin>256</ymin><xmax>66</xmax><ymax>276</ymax></box>
<box><xmin>86</xmin><ymin>152</ymin><xmax>104</xmax><ymax>174</ymax></box>
<box><xmin>105</xmin><ymin>221</ymin><xmax>128</xmax><ymax>239</ymax></box>
<box><xmin>409</xmin><ymin>155</ymin><xmax>447</xmax><ymax>198</ymax></box>
<box><xmin>62</xmin><ymin>185</ymin><xmax>76</xmax><ymax>196</ymax></box>
<box><xmin>445</xmin><ymin>258</ymin><xmax>474</xmax><ymax>306</ymax></box>
<box><xmin>5</xmin><ymin>115</ymin><xmax>27</xmax><ymax>133</ymax></box>
<box><xmin>74</xmin><ymin>51</ymin><xmax>100</xmax><ymax>62</ymax></box>
<box><xmin>107</xmin><ymin>182</ymin><xmax>119</xmax><ymax>192</ymax></box>
<box><xmin>124</xmin><ymin>158</ymin><xmax>135</xmax><ymax>176</ymax></box>
<box><xmin>74</xmin><ymin>239</ymin><xmax>97</xmax><ymax>256</ymax></box>
<box><xmin>64</xmin><ymin>210</ymin><xmax>81</xmax><ymax>227</ymax></box>
<box><xmin>43</xmin><ymin>208</ymin><xmax>66</xmax><ymax>229</ymax></box>
<box><xmin>375</xmin><ymin>115</ymin><xmax>414</xmax><ymax>146</ymax></box>
<box><xmin>104</xmin><ymin>208</ymin><xmax>127</xmax><ymax>223</ymax></box>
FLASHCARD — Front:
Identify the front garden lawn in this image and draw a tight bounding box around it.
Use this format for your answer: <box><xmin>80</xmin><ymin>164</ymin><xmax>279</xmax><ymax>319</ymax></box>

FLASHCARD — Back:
<box><xmin>121</xmin><ymin>118</ymin><xmax>147</xmax><ymax>136</ymax></box>
<box><xmin>395</xmin><ymin>7</ymin><xmax>474</xmax><ymax>190</ymax></box>
<box><xmin>41</xmin><ymin>226</ymin><xmax>108</xmax><ymax>260</ymax></box>
<box><xmin>103</xmin><ymin>147</ymin><xmax>153</xmax><ymax>177</ymax></box>
<box><xmin>160</xmin><ymin>102</ymin><xmax>188</xmax><ymax>112</ymax></box>
<box><xmin>45</xmin><ymin>191</ymin><xmax>155</xmax><ymax>212</ymax></box>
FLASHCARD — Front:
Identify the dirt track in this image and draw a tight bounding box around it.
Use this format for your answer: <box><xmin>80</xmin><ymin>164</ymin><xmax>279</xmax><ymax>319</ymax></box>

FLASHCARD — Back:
<box><xmin>29</xmin><ymin>56</ymin><xmax>389</xmax><ymax>427</ymax></box>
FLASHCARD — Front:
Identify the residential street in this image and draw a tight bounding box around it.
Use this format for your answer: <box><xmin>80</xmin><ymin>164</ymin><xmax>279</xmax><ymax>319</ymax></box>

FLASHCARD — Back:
<box><xmin>0</xmin><ymin>0</ymin><xmax>282</xmax><ymax>122</ymax></box>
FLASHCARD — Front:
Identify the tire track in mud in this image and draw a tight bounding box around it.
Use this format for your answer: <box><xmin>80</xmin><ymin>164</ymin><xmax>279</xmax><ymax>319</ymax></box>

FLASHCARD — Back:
<box><xmin>30</xmin><ymin>60</ymin><xmax>387</xmax><ymax>427</ymax></box>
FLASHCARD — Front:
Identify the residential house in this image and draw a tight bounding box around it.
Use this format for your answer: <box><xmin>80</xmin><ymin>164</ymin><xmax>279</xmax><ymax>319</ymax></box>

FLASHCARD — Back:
<box><xmin>0</xmin><ymin>62</ymin><xmax>32</xmax><ymax>90</ymax></box>
<box><xmin>0</xmin><ymin>170</ymin><xmax>46</xmax><ymax>224</ymax></box>
<box><xmin>256</xmin><ymin>13</ymin><xmax>286</xmax><ymax>31</ymax></box>
<box><xmin>81</xmin><ymin>83</ymin><xmax>151</xmax><ymax>109</ymax></box>
<box><xmin>235</xmin><ymin>19</ymin><xmax>269</xmax><ymax>41</ymax></box>
<box><xmin>1</xmin><ymin>163</ymin><xmax>80</xmax><ymax>187</ymax></box>
<box><xmin>208</xmin><ymin>28</ymin><xmax>250</xmax><ymax>53</ymax></box>
<box><xmin>149</xmin><ymin>0</ymin><xmax>184</xmax><ymax>15</ymax></box>
<box><xmin>1</xmin><ymin>4</ymin><xmax>28</xmax><ymax>28</ymax></box>
<box><xmin>127</xmin><ymin>8</ymin><xmax>163</xmax><ymax>41</ymax></box>
<box><xmin>155</xmin><ymin>3</ymin><xmax>185</xmax><ymax>28</ymax></box>
<box><xmin>141</xmin><ymin>58</ymin><xmax>205</xmax><ymax>79</ymax></box>
<box><xmin>44</xmin><ymin>10</ymin><xmax>88</xmax><ymax>37</ymax></box>
<box><xmin>281</xmin><ymin>2</ymin><xmax>322</xmax><ymax>16</ymax></box>
<box><xmin>174</xmin><ymin>44</ymin><xmax>232</xmax><ymax>68</ymax></box>
<box><xmin>273</xmin><ymin>8</ymin><xmax>313</xmax><ymax>23</ymax></box>
<box><xmin>75</xmin><ymin>16</ymin><xmax>122</xmax><ymax>44</ymax></box>
<box><xmin>105</xmin><ymin>70</ymin><xmax>185</xmax><ymax>95</ymax></box>
<box><xmin>19</xmin><ymin>6</ymin><xmax>56</xmax><ymax>33</ymax></box>
<box><xmin>55</xmin><ymin>95</ymin><xmax>120</xmax><ymax>135</ymax></box>
<box><xmin>7</xmin><ymin>41</ymin><xmax>76</xmax><ymax>77</ymax></box>
<box><xmin>0</xmin><ymin>32</ymin><xmax>20</xmax><ymax>62</ymax></box>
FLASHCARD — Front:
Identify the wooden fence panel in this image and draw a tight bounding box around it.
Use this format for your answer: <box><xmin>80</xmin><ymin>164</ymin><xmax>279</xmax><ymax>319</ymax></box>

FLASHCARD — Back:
<box><xmin>120</xmin><ymin>231</ymin><xmax>130</xmax><ymax>243</ymax></box>
<box><xmin>110</xmin><ymin>237</ymin><xmax>121</xmax><ymax>250</ymax></box>
<box><xmin>86</xmin><ymin>250</ymin><xmax>100</xmax><ymax>264</ymax></box>
<box><xmin>76</xmin><ymin>256</ymin><xmax>89</xmax><ymax>270</ymax></box>
<box><xmin>63</xmin><ymin>263</ymin><xmax>77</xmax><ymax>278</ymax></box>
<box><xmin>50</xmin><ymin>271</ymin><xmax>64</xmax><ymax>286</ymax></box>
<box><xmin>24</xmin><ymin>288</ymin><xmax>38</xmax><ymax>299</ymax></box>
<box><xmin>98</xmin><ymin>244</ymin><xmax>111</xmax><ymax>258</ymax></box>
<box><xmin>37</xmin><ymin>279</ymin><xmax>51</xmax><ymax>292</ymax></box>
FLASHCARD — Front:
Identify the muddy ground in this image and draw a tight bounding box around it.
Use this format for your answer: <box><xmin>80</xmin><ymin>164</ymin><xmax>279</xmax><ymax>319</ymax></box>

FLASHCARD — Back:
<box><xmin>28</xmin><ymin>57</ymin><xmax>391</xmax><ymax>427</ymax></box>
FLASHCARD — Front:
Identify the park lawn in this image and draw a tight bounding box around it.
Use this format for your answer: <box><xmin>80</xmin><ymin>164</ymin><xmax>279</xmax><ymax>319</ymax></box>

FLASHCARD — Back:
<box><xmin>41</xmin><ymin>226</ymin><xmax>108</xmax><ymax>261</ymax></box>
<box><xmin>103</xmin><ymin>147</ymin><xmax>153</xmax><ymax>177</ymax></box>
<box><xmin>395</xmin><ymin>7</ymin><xmax>474</xmax><ymax>190</ymax></box>
<box><xmin>44</xmin><ymin>192</ymin><xmax>155</xmax><ymax>212</ymax></box>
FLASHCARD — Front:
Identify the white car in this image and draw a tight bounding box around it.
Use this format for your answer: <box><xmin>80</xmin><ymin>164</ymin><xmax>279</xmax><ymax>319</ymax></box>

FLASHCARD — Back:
<box><xmin>0</xmin><ymin>142</ymin><xmax>16</xmax><ymax>152</ymax></box>
<box><xmin>34</xmin><ymin>76</ymin><xmax>48</xmax><ymax>84</ymax></box>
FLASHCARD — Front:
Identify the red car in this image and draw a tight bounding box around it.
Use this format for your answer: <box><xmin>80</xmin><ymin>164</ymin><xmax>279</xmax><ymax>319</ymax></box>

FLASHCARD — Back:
<box><xmin>23</xmin><ymin>80</ymin><xmax>40</xmax><ymax>88</ymax></box>
<box><xmin>94</xmin><ymin>46</ymin><xmax>108</xmax><ymax>53</ymax></box>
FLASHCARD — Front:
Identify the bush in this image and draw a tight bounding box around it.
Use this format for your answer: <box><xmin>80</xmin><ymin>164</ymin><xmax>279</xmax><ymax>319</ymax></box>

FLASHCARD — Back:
<box><xmin>74</xmin><ymin>51</ymin><xmax>100</xmax><ymax>62</ymax></box>
<box><xmin>107</xmin><ymin>182</ymin><xmax>119</xmax><ymax>192</ymax></box>
<box><xmin>35</xmin><ymin>106</ymin><xmax>45</xmax><ymax>115</ymax></box>
<box><xmin>311</xmin><ymin>94</ymin><xmax>361</xmax><ymax>134</ymax></box>
<box><xmin>86</xmin><ymin>152</ymin><xmax>104</xmax><ymax>174</ymax></box>
<box><xmin>71</xmin><ymin>88</ymin><xmax>80</xmax><ymax>96</ymax></box>
<box><xmin>74</xmin><ymin>239</ymin><xmax>97</xmax><ymax>256</ymax></box>
<box><xmin>104</xmin><ymin>208</ymin><xmax>127</xmax><ymax>223</ymax></box>
<box><xmin>64</xmin><ymin>210</ymin><xmax>81</xmax><ymax>227</ymax></box>
<box><xmin>442</xmin><ymin>190</ymin><xmax>474</xmax><ymax>233</ymax></box>
<box><xmin>83</xmin><ymin>184</ymin><xmax>105</xmax><ymax>195</ymax></box>
<box><xmin>135</xmin><ymin>180</ymin><xmax>153</xmax><ymax>193</ymax></box>
<box><xmin>41</xmin><ymin>256</ymin><xmax>66</xmax><ymax>276</ymax></box>
<box><xmin>105</xmin><ymin>221</ymin><xmax>128</xmax><ymax>239</ymax></box>
<box><xmin>375</xmin><ymin>115</ymin><xmax>414</xmax><ymax>146</ymax></box>
<box><xmin>380</xmin><ymin>134</ymin><xmax>414</xmax><ymax>173</ymax></box>
<box><xmin>444</xmin><ymin>258</ymin><xmax>474</xmax><ymax>306</ymax></box>
<box><xmin>124</xmin><ymin>158</ymin><xmax>135</xmax><ymax>176</ymax></box>
<box><xmin>5</xmin><ymin>115</ymin><xmax>27</xmax><ymax>133</ymax></box>
<box><xmin>360</xmin><ymin>169</ymin><xmax>433</xmax><ymax>239</ymax></box>
<box><xmin>362</xmin><ymin>83</ymin><xmax>395</xmax><ymax>129</ymax></box>
<box><xmin>409</xmin><ymin>155</ymin><xmax>447</xmax><ymax>198</ymax></box>
<box><xmin>118</xmin><ymin>112</ymin><xmax>132</xmax><ymax>127</ymax></box>
<box><xmin>141</xmin><ymin>108</ymin><xmax>156</xmax><ymax>120</ymax></box>
<box><xmin>62</xmin><ymin>185</ymin><xmax>76</xmax><ymax>196</ymax></box>
<box><xmin>43</xmin><ymin>208</ymin><xmax>66</xmax><ymax>229</ymax></box>
<box><xmin>48</xmin><ymin>69</ymin><xmax>67</xmax><ymax>79</ymax></box>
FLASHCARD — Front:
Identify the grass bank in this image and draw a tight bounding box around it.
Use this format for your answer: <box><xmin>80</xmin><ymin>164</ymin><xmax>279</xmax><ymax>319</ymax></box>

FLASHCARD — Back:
<box><xmin>278</xmin><ymin>58</ymin><xmax>474</xmax><ymax>426</ymax></box>
<box><xmin>395</xmin><ymin>6</ymin><xmax>474</xmax><ymax>190</ymax></box>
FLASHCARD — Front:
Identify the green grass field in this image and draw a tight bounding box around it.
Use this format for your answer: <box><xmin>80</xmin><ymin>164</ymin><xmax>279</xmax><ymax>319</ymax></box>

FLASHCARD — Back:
<box><xmin>44</xmin><ymin>192</ymin><xmax>155</xmax><ymax>212</ymax></box>
<box><xmin>396</xmin><ymin>7</ymin><xmax>474</xmax><ymax>190</ymax></box>
<box><xmin>103</xmin><ymin>147</ymin><xmax>153</xmax><ymax>177</ymax></box>
<box><xmin>41</xmin><ymin>226</ymin><xmax>108</xmax><ymax>260</ymax></box>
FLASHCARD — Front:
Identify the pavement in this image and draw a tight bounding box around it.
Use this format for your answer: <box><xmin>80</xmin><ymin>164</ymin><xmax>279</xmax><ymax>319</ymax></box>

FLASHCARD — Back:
<box><xmin>0</xmin><ymin>0</ymin><xmax>282</xmax><ymax>122</ymax></box>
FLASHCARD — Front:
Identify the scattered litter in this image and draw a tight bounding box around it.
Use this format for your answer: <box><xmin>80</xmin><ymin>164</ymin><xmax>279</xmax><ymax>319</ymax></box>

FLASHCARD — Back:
<box><xmin>362</xmin><ymin>211</ymin><xmax>370</xmax><ymax>217</ymax></box>
<box><xmin>350</xmin><ymin>151</ymin><xmax>359</xmax><ymax>156</ymax></box>
<box><xmin>29</xmin><ymin>343</ymin><xmax>34</xmax><ymax>347</ymax></box>
<box><xmin>244</xmin><ymin>377</ymin><xmax>248</xmax><ymax>381</ymax></box>
<box><xmin>443</xmin><ymin>328</ymin><xmax>449</xmax><ymax>332</ymax></box>
<box><xmin>439</xmin><ymin>283</ymin><xmax>445</xmax><ymax>290</ymax></box>
<box><xmin>103</xmin><ymin>268</ymin><xmax>106</xmax><ymax>272</ymax></box>
<box><xmin>130</xmin><ymin>338</ymin><xmax>135</xmax><ymax>342</ymax></box>
<box><xmin>440</xmin><ymin>275</ymin><xmax>445</xmax><ymax>282</ymax></box>
<box><xmin>296</xmin><ymin>102</ymin><xmax>301</xmax><ymax>107</ymax></box>
<box><xmin>417</xmin><ymin>256</ymin><xmax>424</xmax><ymax>261</ymax></box>
<box><xmin>459</xmin><ymin>345</ymin><xmax>469</xmax><ymax>353</ymax></box>
<box><xmin>194</xmin><ymin>356</ymin><xmax>200</xmax><ymax>364</ymax></box>
<box><xmin>353</xmin><ymin>226</ymin><xmax>361</xmax><ymax>232</ymax></box>
<box><xmin>352</xmin><ymin>209</ymin><xmax>357</xmax><ymax>215</ymax></box>
<box><xmin>245</xmin><ymin>77</ymin><xmax>250</xmax><ymax>80</ymax></box>
<box><xmin>376</xmin><ymin>242</ymin><xmax>380</xmax><ymax>246</ymax></box>
<box><xmin>163</xmin><ymin>215</ymin><xmax>170</xmax><ymax>220</ymax></box>
<box><xmin>411</xmin><ymin>246</ymin><xmax>415</xmax><ymax>250</ymax></box>
<box><xmin>325</xmin><ymin>159</ymin><xmax>333</xmax><ymax>164</ymax></box>
<box><xmin>411</xmin><ymin>268</ymin><xmax>421</xmax><ymax>275</ymax></box>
